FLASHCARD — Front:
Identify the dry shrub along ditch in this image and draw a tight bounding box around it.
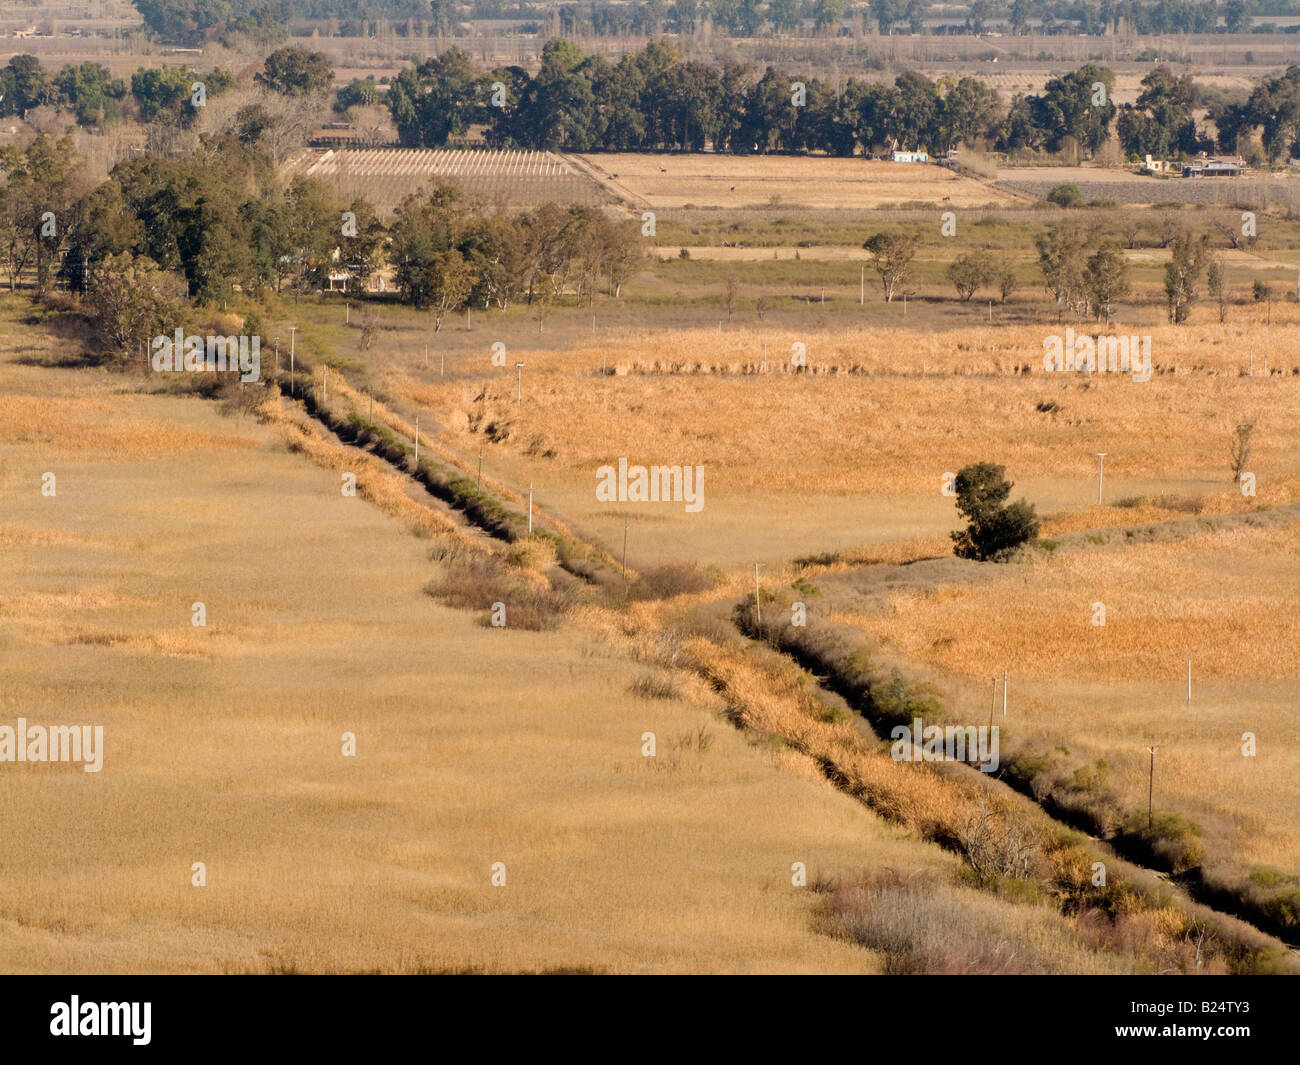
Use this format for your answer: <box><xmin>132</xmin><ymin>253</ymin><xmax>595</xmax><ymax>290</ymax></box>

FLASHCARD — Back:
<box><xmin>743</xmin><ymin>563</ymin><xmax>1300</xmax><ymax>943</ymax></box>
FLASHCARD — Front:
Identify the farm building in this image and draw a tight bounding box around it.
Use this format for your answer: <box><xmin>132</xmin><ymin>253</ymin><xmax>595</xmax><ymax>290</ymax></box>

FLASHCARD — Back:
<box><xmin>1182</xmin><ymin>156</ymin><xmax>1244</xmax><ymax>177</ymax></box>
<box><xmin>891</xmin><ymin>150</ymin><xmax>930</xmax><ymax>163</ymax></box>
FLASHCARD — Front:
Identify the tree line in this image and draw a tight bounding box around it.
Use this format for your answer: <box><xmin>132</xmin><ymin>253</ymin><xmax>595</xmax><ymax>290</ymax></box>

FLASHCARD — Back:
<box><xmin>129</xmin><ymin>0</ymin><xmax>1281</xmax><ymax>44</ymax></box>
<box><xmin>10</xmin><ymin>41</ymin><xmax>1300</xmax><ymax>164</ymax></box>
<box><xmin>389</xmin><ymin>38</ymin><xmax>1076</xmax><ymax>155</ymax></box>
<box><xmin>382</xmin><ymin>41</ymin><xmax>1300</xmax><ymax>162</ymax></box>
<box><xmin>0</xmin><ymin>54</ymin><xmax>237</xmax><ymax>129</ymax></box>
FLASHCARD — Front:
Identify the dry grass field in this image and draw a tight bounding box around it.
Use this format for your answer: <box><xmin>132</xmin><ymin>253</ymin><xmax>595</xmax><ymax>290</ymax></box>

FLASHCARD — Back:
<box><xmin>4</xmin><ymin>302</ymin><xmax>1162</xmax><ymax>975</ymax></box>
<box><xmin>577</xmin><ymin>153</ymin><xmax>1021</xmax><ymax>210</ymax></box>
<box><xmin>0</xmin><ymin>358</ymin><xmax>905</xmax><ymax>974</ymax></box>
<box><xmin>9</xmin><ymin>12</ymin><xmax>1300</xmax><ymax>984</ymax></box>
<box><xmin>378</xmin><ymin>315</ymin><xmax>1300</xmax><ymax>570</ymax></box>
<box><xmin>4</xmin><ymin>177</ymin><xmax>1299</xmax><ymax>972</ymax></box>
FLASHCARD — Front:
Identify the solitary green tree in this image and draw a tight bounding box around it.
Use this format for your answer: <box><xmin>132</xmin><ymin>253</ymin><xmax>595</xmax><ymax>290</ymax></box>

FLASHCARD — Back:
<box><xmin>950</xmin><ymin>462</ymin><xmax>1040</xmax><ymax>561</ymax></box>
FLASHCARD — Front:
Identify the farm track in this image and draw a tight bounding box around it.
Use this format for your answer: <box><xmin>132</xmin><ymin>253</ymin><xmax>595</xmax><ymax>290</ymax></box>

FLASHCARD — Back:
<box><xmin>560</xmin><ymin>153</ymin><xmax>646</xmax><ymax>212</ymax></box>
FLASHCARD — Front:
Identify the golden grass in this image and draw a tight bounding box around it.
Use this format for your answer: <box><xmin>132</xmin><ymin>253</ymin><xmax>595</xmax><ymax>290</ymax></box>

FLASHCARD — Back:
<box><xmin>0</xmin><ymin>393</ymin><xmax>255</xmax><ymax>459</ymax></box>
<box><xmin>400</xmin><ymin>318</ymin><xmax>1300</xmax><ymax>502</ymax></box>
<box><xmin>0</xmin><ymin>351</ymin><xmax>973</xmax><ymax>975</ymax></box>
<box><xmin>3</xmin><ymin>289</ymin><xmax>1294</xmax><ymax>971</ymax></box>
<box><xmin>372</xmin><ymin>314</ymin><xmax>1298</xmax><ymax>574</ymax></box>
<box><xmin>835</xmin><ymin>521</ymin><xmax>1300</xmax><ymax>682</ymax></box>
<box><xmin>573</xmin><ymin>595</ymin><xmax>1288</xmax><ymax>973</ymax></box>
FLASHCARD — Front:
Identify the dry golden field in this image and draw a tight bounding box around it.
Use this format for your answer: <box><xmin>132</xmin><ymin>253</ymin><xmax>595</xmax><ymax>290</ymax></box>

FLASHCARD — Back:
<box><xmin>381</xmin><ymin>315</ymin><xmax>1300</xmax><ymax>570</ymax></box>
<box><xmin>7</xmin><ymin>308</ymin><xmax>1174</xmax><ymax>974</ymax></box>
<box><xmin>7</xmin><ymin>302</ymin><xmax>1216</xmax><ymax>973</ymax></box>
<box><xmin>1</xmin><ymin>360</ymin><xmax>916</xmax><ymax>974</ymax></box>
<box><xmin>4</xmin><ymin>278</ymin><xmax>1298</xmax><ymax>972</ymax></box>
<box><xmin>576</xmin><ymin>153</ymin><xmax>1022</xmax><ymax>210</ymax></box>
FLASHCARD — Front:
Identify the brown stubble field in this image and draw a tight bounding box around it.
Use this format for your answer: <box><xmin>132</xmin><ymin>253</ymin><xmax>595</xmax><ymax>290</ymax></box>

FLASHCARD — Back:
<box><xmin>576</xmin><ymin>153</ymin><xmax>1023</xmax><ymax>210</ymax></box>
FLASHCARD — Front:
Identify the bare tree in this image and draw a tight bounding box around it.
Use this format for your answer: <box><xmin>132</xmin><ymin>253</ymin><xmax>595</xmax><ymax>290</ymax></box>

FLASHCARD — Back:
<box><xmin>348</xmin><ymin>104</ymin><xmax>396</xmax><ymax>149</ymax></box>
<box><xmin>992</xmin><ymin>257</ymin><xmax>1018</xmax><ymax>304</ymax></box>
<box><xmin>958</xmin><ymin>799</ymin><xmax>1039</xmax><ymax>886</ymax></box>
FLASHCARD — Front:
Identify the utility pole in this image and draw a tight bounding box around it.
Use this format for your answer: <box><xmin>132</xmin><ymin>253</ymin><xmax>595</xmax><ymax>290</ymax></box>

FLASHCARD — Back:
<box><xmin>516</xmin><ymin>361</ymin><xmax>524</xmax><ymax>405</ymax></box>
<box><xmin>753</xmin><ymin>563</ymin><xmax>765</xmax><ymax>630</ymax></box>
<box><xmin>1145</xmin><ymin>745</ymin><xmax>1162</xmax><ymax>829</ymax></box>
<box><xmin>1096</xmin><ymin>453</ymin><xmax>1107</xmax><ymax>504</ymax></box>
<box><xmin>289</xmin><ymin>326</ymin><xmax>297</xmax><ymax>396</ymax></box>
